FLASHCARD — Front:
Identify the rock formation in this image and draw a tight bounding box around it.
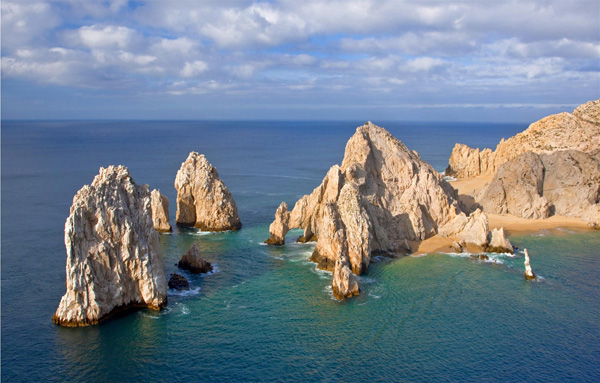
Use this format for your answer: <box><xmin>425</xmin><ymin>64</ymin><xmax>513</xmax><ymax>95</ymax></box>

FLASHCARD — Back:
<box><xmin>331</xmin><ymin>257</ymin><xmax>360</xmax><ymax>300</ymax></box>
<box><xmin>266</xmin><ymin>122</ymin><xmax>510</xmax><ymax>298</ymax></box>
<box><xmin>446</xmin><ymin>100</ymin><xmax>600</xmax><ymax>178</ymax></box>
<box><xmin>174</xmin><ymin>152</ymin><xmax>241</xmax><ymax>231</ymax></box>
<box><xmin>486</xmin><ymin>228</ymin><xmax>513</xmax><ymax>253</ymax></box>
<box><xmin>150</xmin><ymin>189</ymin><xmax>172</xmax><ymax>232</ymax></box>
<box><xmin>524</xmin><ymin>249</ymin><xmax>535</xmax><ymax>280</ymax></box>
<box><xmin>477</xmin><ymin>150</ymin><xmax>600</xmax><ymax>226</ymax></box>
<box><xmin>53</xmin><ymin>166</ymin><xmax>167</xmax><ymax>327</ymax></box>
<box><xmin>168</xmin><ymin>273</ymin><xmax>190</xmax><ymax>290</ymax></box>
<box><xmin>178</xmin><ymin>243</ymin><xmax>213</xmax><ymax>274</ymax></box>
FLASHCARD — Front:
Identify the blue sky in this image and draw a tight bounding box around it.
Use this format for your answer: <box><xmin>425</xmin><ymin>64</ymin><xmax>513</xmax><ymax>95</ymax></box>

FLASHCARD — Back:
<box><xmin>2</xmin><ymin>0</ymin><xmax>599</xmax><ymax>121</ymax></box>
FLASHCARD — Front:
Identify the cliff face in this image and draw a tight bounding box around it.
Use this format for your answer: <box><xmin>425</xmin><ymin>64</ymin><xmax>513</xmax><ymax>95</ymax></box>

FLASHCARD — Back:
<box><xmin>174</xmin><ymin>152</ymin><xmax>241</xmax><ymax>231</ymax></box>
<box><xmin>478</xmin><ymin>150</ymin><xmax>600</xmax><ymax>226</ymax></box>
<box><xmin>53</xmin><ymin>166</ymin><xmax>167</xmax><ymax>326</ymax></box>
<box><xmin>150</xmin><ymin>189</ymin><xmax>172</xmax><ymax>232</ymax></box>
<box><xmin>446</xmin><ymin>100</ymin><xmax>600</xmax><ymax>178</ymax></box>
<box><xmin>266</xmin><ymin>122</ymin><xmax>508</xmax><ymax>298</ymax></box>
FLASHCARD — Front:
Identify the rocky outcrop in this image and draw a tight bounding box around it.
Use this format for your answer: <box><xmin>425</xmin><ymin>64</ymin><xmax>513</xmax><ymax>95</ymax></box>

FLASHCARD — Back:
<box><xmin>168</xmin><ymin>273</ymin><xmax>190</xmax><ymax>290</ymax></box>
<box><xmin>331</xmin><ymin>257</ymin><xmax>360</xmax><ymax>300</ymax></box>
<box><xmin>178</xmin><ymin>243</ymin><xmax>213</xmax><ymax>274</ymax></box>
<box><xmin>174</xmin><ymin>152</ymin><xmax>241</xmax><ymax>231</ymax></box>
<box><xmin>524</xmin><ymin>249</ymin><xmax>535</xmax><ymax>280</ymax></box>
<box><xmin>53</xmin><ymin>166</ymin><xmax>167</xmax><ymax>327</ymax></box>
<box><xmin>151</xmin><ymin>189</ymin><xmax>172</xmax><ymax>232</ymax></box>
<box><xmin>478</xmin><ymin>150</ymin><xmax>600</xmax><ymax>226</ymax></box>
<box><xmin>266</xmin><ymin>122</ymin><xmax>506</xmax><ymax>298</ymax></box>
<box><xmin>486</xmin><ymin>228</ymin><xmax>513</xmax><ymax>253</ymax></box>
<box><xmin>265</xmin><ymin>202</ymin><xmax>290</xmax><ymax>245</ymax></box>
<box><xmin>446</xmin><ymin>100</ymin><xmax>600</xmax><ymax>178</ymax></box>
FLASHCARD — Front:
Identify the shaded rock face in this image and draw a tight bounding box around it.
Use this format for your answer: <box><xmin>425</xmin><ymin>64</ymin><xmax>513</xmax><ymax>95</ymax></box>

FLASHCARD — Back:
<box><xmin>266</xmin><ymin>122</ymin><xmax>499</xmax><ymax>298</ymax></box>
<box><xmin>178</xmin><ymin>243</ymin><xmax>213</xmax><ymax>274</ymax></box>
<box><xmin>446</xmin><ymin>100</ymin><xmax>600</xmax><ymax>178</ymax></box>
<box><xmin>174</xmin><ymin>152</ymin><xmax>241</xmax><ymax>231</ymax></box>
<box><xmin>151</xmin><ymin>189</ymin><xmax>172</xmax><ymax>232</ymax></box>
<box><xmin>168</xmin><ymin>273</ymin><xmax>190</xmax><ymax>290</ymax></box>
<box><xmin>478</xmin><ymin>150</ymin><xmax>600</xmax><ymax>226</ymax></box>
<box><xmin>53</xmin><ymin>166</ymin><xmax>167</xmax><ymax>327</ymax></box>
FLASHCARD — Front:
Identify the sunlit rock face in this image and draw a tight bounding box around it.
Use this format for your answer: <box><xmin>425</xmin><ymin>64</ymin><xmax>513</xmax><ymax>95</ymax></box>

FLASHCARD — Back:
<box><xmin>174</xmin><ymin>152</ymin><xmax>241</xmax><ymax>231</ymax></box>
<box><xmin>446</xmin><ymin>99</ymin><xmax>600</xmax><ymax>178</ymax></box>
<box><xmin>151</xmin><ymin>189</ymin><xmax>172</xmax><ymax>233</ymax></box>
<box><xmin>53</xmin><ymin>166</ymin><xmax>167</xmax><ymax>327</ymax></box>
<box><xmin>267</xmin><ymin>122</ymin><xmax>501</xmax><ymax>298</ymax></box>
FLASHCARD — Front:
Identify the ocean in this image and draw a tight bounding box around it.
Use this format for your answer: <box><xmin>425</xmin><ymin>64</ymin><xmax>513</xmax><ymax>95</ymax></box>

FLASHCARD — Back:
<box><xmin>2</xmin><ymin>120</ymin><xmax>599</xmax><ymax>382</ymax></box>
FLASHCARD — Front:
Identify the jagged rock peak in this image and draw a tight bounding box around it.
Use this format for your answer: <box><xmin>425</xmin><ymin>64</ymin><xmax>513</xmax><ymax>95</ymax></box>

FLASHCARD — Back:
<box><xmin>266</xmin><ymin>122</ymin><xmax>497</xmax><ymax>299</ymax></box>
<box><xmin>178</xmin><ymin>243</ymin><xmax>213</xmax><ymax>274</ymax></box>
<box><xmin>524</xmin><ymin>249</ymin><xmax>536</xmax><ymax>280</ymax></box>
<box><xmin>53</xmin><ymin>166</ymin><xmax>167</xmax><ymax>327</ymax></box>
<box><xmin>174</xmin><ymin>152</ymin><xmax>241</xmax><ymax>231</ymax></box>
<box><xmin>446</xmin><ymin>99</ymin><xmax>600</xmax><ymax>178</ymax></box>
<box><xmin>151</xmin><ymin>189</ymin><xmax>172</xmax><ymax>232</ymax></box>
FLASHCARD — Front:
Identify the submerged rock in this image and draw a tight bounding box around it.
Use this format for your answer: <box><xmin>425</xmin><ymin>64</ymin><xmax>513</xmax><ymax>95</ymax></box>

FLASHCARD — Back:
<box><xmin>266</xmin><ymin>122</ymin><xmax>502</xmax><ymax>298</ymax></box>
<box><xmin>178</xmin><ymin>243</ymin><xmax>213</xmax><ymax>274</ymax></box>
<box><xmin>174</xmin><ymin>152</ymin><xmax>241</xmax><ymax>231</ymax></box>
<box><xmin>478</xmin><ymin>150</ymin><xmax>600</xmax><ymax>226</ymax></box>
<box><xmin>168</xmin><ymin>273</ymin><xmax>190</xmax><ymax>290</ymax></box>
<box><xmin>446</xmin><ymin>99</ymin><xmax>600</xmax><ymax>178</ymax></box>
<box><xmin>524</xmin><ymin>249</ymin><xmax>536</xmax><ymax>280</ymax></box>
<box><xmin>470</xmin><ymin>254</ymin><xmax>489</xmax><ymax>261</ymax></box>
<box><xmin>53</xmin><ymin>166</ymin><xmax>167</xmax><ymax>327</ymax></box>
<box><xmin>151</xmin><ymin>189</ymin><xmax>172</xmax><ymax>232</ymax></box>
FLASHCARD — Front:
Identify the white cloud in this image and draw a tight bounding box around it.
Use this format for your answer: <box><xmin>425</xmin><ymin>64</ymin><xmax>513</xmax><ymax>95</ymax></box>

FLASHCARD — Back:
<box><xmin>75</xmin><ymin>25</ymin><xmax>137</xmax><ymax>49</ymax></box>
<box><xmin>180</xmin><ymin>61</ymin><xmax>209</xmax><ymax>77</ymax></box>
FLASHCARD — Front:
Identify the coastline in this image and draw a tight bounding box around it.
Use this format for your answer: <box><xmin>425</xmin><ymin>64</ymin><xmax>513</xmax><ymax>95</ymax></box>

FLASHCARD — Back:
<box><xmin>411</xmin><ymin>175</ymin><xmax>596</xmax><ymax>255</ymax></box>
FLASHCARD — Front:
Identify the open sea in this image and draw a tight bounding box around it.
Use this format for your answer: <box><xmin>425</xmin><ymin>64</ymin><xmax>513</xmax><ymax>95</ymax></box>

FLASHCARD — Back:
<box><xmin>2</xmin><ymin>120</ymin><xmax>599</xmax><ymax>382</ymax></box>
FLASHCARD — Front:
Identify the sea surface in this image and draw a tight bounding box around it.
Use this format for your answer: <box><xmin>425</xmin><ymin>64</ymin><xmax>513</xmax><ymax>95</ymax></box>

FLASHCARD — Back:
<box><xmin>2</xmin><ymin>120</ymin><xmax>599</xmax><ymax>382</ymax></box>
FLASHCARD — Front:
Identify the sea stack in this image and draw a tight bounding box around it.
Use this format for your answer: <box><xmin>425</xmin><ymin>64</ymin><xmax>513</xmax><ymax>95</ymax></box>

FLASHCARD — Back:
<box><xmin>266</xmin><ymin>122</ymin><xmax>508</xmax><ymax>298</ymax></box>
<box><xmin>174</xmin><ymin>152</ymin><xmax>242</xmax><ymax>231</ymax></box>
<box><xmin>53</xmin><ymin>166</ymin><xmax>167</xmax><ymax>327</ymax></box>
<box><xmin>178</xmin><ymin>243</ymin><xmax>213</xmax><ymax>274</ymax></box>
<box><xmin>524</xmin><ymin>249</ymin><xmax>535</xmax><ymax>280</ymax></box>
<box><xmin>446</xmin><ymin>99</ymin><xmax>600</xmax><ymax>178</ymax></box>
<box><xmin>151</xmin><ymin>189</ymin><xmax>172</xmax><ymax>232</ymax></box>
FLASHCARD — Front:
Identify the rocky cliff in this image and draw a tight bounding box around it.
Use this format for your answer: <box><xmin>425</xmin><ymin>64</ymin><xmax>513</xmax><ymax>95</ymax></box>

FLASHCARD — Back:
<box><xmin>446</xmin><ymin>100</ymin><xmax>600</xmax><ymax>178</ymax></box>
<box><xmin>477</xmin><ymin>150</ymin><xmax>600</xmax><ymax>226</ymax></box>
<box><xmin>174</xmin><ymin>152</ymin><xmax>241</xmax><ymax>231</ymax></box>
<box><xmin>151</xmin><ymin>189</ymin><xmax>172</xmax><ymax>232</ymax></box>
<box><xmin>266</xmin><ymin>122</ymin><xmax>510</xmax><ymax>299</ymax></box>
<box><xmin>53</xmin><ymin>166</ymin><xmax>167</xmax><ymax>326</ymax></box>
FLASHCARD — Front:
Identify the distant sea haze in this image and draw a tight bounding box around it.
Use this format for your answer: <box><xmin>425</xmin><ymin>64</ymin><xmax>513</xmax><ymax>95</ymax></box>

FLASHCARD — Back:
<box><xmin>2</xmin><ymin>120</ymin><xmax>598</xmax><ymax>381</ymax></box>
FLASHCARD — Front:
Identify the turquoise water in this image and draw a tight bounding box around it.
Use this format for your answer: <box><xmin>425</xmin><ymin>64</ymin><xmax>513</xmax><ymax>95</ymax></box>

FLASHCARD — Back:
<box><xmin>2</xmin><ymin>121</ymin><xmax>599</xmax><ymax>381</ymax></box>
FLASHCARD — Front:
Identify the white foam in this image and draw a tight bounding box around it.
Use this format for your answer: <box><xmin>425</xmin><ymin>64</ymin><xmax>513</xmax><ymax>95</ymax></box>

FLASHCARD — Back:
<box><xmin>168</xmin><ymin>286</ymin><xmax>201</xmax><ymax>297</ymax></box>
<box><xmin>443</xmin><ymin>176</ymin><xmax>457</xmax><ymax>182</ymax></box>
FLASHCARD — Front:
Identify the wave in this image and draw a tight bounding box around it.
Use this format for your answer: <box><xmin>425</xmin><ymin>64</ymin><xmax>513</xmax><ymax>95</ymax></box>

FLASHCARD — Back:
<box><xmin>168</xmin><ymin>286</ymin><xmax>201</xmax><ymax>297</ymax></box>
<box><xmin>443</xmin><ymin>175</ymin><xmax>457</xmax><ymax>182</ymax></box>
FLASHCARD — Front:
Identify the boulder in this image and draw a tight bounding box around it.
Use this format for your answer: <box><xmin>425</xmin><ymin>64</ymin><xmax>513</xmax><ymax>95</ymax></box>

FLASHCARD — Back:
<box><xmin>178</xmin><ymin>243</ymin><xmax>213</xmax><ymax>274</ymax></box>
<box><xmin>150</xmin><ymin>189</ymin><xmax>172</xmax><ymax>232</ymax></box>
<box><xmin>168</xmin><ymin>273</ymin><xmax>190</xmax><ymax>290</ymax></box>
<box><xmin>446</xmin><ymin>99</ymin><xmax>600</xmax><ymax>178</ymax></box>
<box><xmin>174</xmin><ymin>152</ymin><xmax>241</xmax><ymax>231</ymax></box>
<box><xmin>53</xmin><ymin>166</ymin><xmax>167</xmax><ymax>327</ymax></box>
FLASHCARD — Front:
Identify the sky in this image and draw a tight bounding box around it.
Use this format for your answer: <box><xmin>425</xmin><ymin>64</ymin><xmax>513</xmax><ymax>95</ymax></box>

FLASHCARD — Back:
<box><xmin>2</xmin><ymin>0</ymin><xmax>599</xmax><ymax>122</ymax></box>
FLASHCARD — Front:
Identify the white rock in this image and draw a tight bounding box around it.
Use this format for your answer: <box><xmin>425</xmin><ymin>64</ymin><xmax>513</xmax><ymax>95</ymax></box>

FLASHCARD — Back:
<box><xmin>150</xmin><ymin>189</ymin><xmax>172</xmax><ymax>232</ymax></box>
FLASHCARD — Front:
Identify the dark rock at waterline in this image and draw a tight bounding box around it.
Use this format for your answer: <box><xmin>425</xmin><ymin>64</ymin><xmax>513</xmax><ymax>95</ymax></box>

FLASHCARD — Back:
<box><xmin>178</xmin><ymin>243</ymin><xmax>213</xmax><ymax>274</ymax></box>
<box><xmin>168</xmin><ymin>274</ymin><xmax>190</xmax><ymax>290</ymax></box>
<box><xmin>470</xmin><ymin>253</ymin><xmax>489</xmax><ymax>261</ymax></box>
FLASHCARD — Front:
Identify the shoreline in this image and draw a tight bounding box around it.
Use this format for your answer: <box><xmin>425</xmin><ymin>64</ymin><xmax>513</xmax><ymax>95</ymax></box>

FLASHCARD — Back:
<box><xmin>411</xmin><ymin>175</ymin><xmax>597</xmax><ymax>255</ymax></box>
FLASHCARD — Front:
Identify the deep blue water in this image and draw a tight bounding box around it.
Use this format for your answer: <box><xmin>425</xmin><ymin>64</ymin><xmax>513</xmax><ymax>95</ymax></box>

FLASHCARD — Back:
<box><xmin>2</xmin><ymin>120</ymin><xmax>599</xmax><ymax>382</ymax></box>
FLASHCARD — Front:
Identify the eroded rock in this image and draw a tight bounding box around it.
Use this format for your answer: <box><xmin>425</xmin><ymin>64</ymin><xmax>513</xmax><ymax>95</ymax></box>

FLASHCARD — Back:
<box><xmin>486</xmin><ymin>228</ymin><xmax>513</xmax><ymax>253</ymax></box>
<box><xmin>265</xmin><ymin>202</ymin><xmax>290</xmax><ymax>245</ymax></box>
<box><xmin>446</xmin><ymin>100</ymin><xmax>600</xmax><ymax>178</ymax></box>
<box><xmin>151</xmin><ymin>189</ymin><xmax>172</xmax><ymax>232</ymax></box>
<box><xmin>524</xmin><ymin>249</ymin><xmax>536</xmax><ymax>280</ymax></box>
<box><xmin>53</xmin><ymin>166</ymin><xmax>167</xmax><ymax>327</ymax></box>
<box><xmin>168</xmin><ymin>273</ymin><xmax>190</xmax><ymax>290</ymax></box>
<box><xmin>174</xmin><ymin>152</ymin><xmax>241</xmax><ymax>231</ymax></box>
<box><xmin>178</xmin><ymin>243</ymin><xmax>213</xmax><ymax>274</ymax></box>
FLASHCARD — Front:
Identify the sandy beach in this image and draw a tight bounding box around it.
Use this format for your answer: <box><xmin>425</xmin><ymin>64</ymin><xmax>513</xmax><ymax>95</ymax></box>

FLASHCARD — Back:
<box><xmin>411</xmin><ymin>176</ymin><xmax>596</xmax><ymax>255</ymax></box>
